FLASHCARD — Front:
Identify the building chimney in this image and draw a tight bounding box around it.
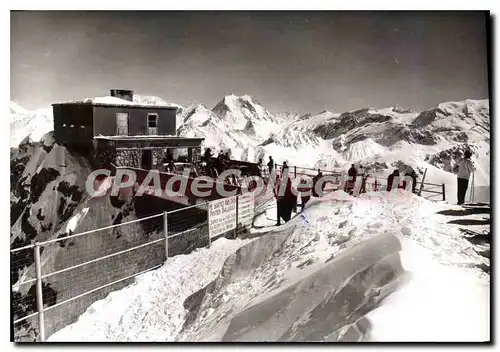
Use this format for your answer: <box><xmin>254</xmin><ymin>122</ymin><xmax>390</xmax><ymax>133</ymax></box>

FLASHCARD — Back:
<box><xmin>110</xmin><ymin>89</ymin><xmax>134</xmax><ymax>102</ymax></box>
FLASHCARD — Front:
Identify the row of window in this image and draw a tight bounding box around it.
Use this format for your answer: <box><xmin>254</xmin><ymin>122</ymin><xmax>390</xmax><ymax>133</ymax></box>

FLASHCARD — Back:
<box><xmin>62</xmin><ymin>124</ymin><xmax>86</xmax><ymax>128</ymax></box>
<box><xmin>59</xmin><ymin>112</ymin><xmax>161</xmax><ymax>135</ymax></box>
<box><xmin>116</xmin><ymin>112</ymin><xmax>159</xmax><ymax>136</ymax></box>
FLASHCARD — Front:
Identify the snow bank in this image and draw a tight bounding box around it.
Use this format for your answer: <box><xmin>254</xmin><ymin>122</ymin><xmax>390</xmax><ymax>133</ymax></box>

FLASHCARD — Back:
<box><xmin>368</xmin><ymin>237</ymin><xmax>490</xmax><ymax>342</ymax></box>
<box><xmin>180</xmin><ymin>190</ymin><xmax>488</xmax><ymax>341</ymax></box>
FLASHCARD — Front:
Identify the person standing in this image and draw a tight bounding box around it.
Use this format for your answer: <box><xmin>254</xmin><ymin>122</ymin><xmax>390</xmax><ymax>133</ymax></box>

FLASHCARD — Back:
<box><xmin>275</xmin><ymin>164</ymin><xmax>295</xmax><ymax>225</ymax></box>
<box><xmin>456</xmin><ymin>149</ymin><xmax>475</xmax><ymax>205</ymax></box>
<box><xmin>257</xmin><ymin>158</ymin><xmax>263</xmax><ymax>178</ymax></box>
<box><xmin>312</xmin><ymin>170</ymin><xmax>324</xmax><ymax>197</ymax></box>
<box><xmin>386</xmin><ymin>169</ymin><xmax>400</xmax><ymax>192</ymax></box>
<box><xmin>409</xmin><ymin>170</ymin><xmax>418</xmax><ymax>193</ymax></box>
<box><xmin>203</xmin><ymin>148</ymin><xmax>213</xmax><ymax>163</ymax></box>
<box><xmin>299</xmin><ymin>177</ymin><xmax>311</xmax><ymax>211</ymax></box>
<box><xmin>346</xmin><ymin>164</ymin><xmax>357</xmax><ymax>194</ymax></box>
<box><xmin>267</xmin><ymin>156</ymin><xmax>275</xmax><ymax>175</ymax></box>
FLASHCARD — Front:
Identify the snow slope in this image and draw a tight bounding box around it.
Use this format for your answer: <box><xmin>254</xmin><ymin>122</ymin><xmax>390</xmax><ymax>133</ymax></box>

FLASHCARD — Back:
<box><xmin>176</xmin><ymin>191</ymin><xmax>488</xmax><ymax>342</ymax></box>
<box><xmin>49</xmin><ymin>189</ymin><xmax>488</xmax><ymax>342</ymax></box>
<box><xmin>48</xmin><ymin>237</ymin><xmax>253</xmax><ymax>342</ymax></box>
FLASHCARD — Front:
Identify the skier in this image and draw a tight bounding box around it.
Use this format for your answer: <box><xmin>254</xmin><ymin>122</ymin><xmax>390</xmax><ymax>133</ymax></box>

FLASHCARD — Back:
<box><xmin>215</xmin><ymin>154</ymin><xmax>226</xmax><ymax>177</ymax></box>
<box><xmin>275</xmin><ymin>164</ymin><xmax>295</xmax><ymax>225</ymax></box>
<box><xmin>267</xmin><ymin>156</ymin><xmax>275</xmax><ymax>175</ymax></box>
<box><xmin>282</xmin><ymin>160</ymin><xmax>289</xmax><ymax>176</ymax></box>
<box><xmin>456</xmin><ymin>149</ymin><xmax>475</xmax><ymax>205</ymax></box>
<box><xmin>409</xmin><ymin>170</ymin><xmax>418</xmax><ymax>193</ymax></box>
<box><xmin>299</xmin><ymin>177</ymin><xmax>310</xmax><ymax>211</ymax></box>
<box><xmin>203</xmin><ymin>148</ymin><xmax>213</xmax><ymax>163</ymax></box>
<box><xmin>386</xmin><ymin>169</ymin><xmax>400</xmax><ymax>192</ymax></box>
<box><xmin>312</xmin><ymin>170</ymin><xmax>325</xmax><ymax>197</ymax></box>
<box><xmin>346</xmin><ymin>164</ymin><xmax>357</xmax><ymax>194</ymax></box>
<box><xmin>257</xmin><ymin>158</ymin><xmax>263</xmax><ymax>178</ymax></box>
<box><xmin>166</xmin><ymin>159</ymin><xmax>175</xmax><ymax>173</ymax></box>
<box><xmin>348</xmin><ymin>164</ymin><xmax>357</xmax><ymax>178</ymax></box>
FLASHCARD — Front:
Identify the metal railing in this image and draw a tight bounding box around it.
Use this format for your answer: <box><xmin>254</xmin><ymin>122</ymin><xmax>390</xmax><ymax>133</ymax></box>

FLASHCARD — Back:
<box><xmin>11</xmin><ymin>191</ymin><xmax>258</xmax><ymax>342</ymax></box>
<box><xmin>272</xmin><ymin>163</ymin><xmax>445</xmax><ymax>201</ymax></box>
<box><xmin>11</xmin><ymin>211</ymin><xmax>167</xmax><ymax>342</ymax></box>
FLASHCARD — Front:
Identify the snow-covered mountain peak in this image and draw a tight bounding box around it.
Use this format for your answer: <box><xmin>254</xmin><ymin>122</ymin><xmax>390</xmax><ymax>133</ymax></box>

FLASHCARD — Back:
<box><xmin>10</xmin><ymin>103</ymin><xmax>53</xmax><ymax>148</ymax></box>
<box><xmin>181</xmin><ymin>104</ymin><xmax>215</xmax><ymax>124</ymax></box>
<box><xmin>132</xmin><ymin>94</ymin><xmax>183</xmax><ymax>110</ymax></box>
<box><xmin>10</xmin><ymin>101</ymin><xmax>29</xmax><ymax>117</ymax></box>
<box><xmin>411</xmin><ymin>99</ymin><xmax>489</xmax><ymax>143</ymax></box>
<box><xmin>212</xmin><ymin>94</ymin><xmax>277</xmax><ymax>130</ymax></box>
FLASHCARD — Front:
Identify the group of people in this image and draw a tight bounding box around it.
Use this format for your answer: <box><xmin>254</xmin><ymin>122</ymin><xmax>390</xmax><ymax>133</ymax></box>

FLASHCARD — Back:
<box><xmin>198</xmin><ymin>146</ymin><xmax>477</xmax><ymax>223</ymax></box>
<box><xmin>201</xmin><ymin>148</ymin><xmax>234</xmax><ymax>179</ymax></box>
<box><xmin>386</xmin><ymin>169</ymin><xmax>418</xmax><ymax>193</ymax></box>
<box><xmin>344</xmin><ymin>163</ymin><xmax>419</xmax><ymax>195</ymax></box>
<box><xmin>254</xmin><ymin>156</ymin><xmax>276</xmax><ymax>178</ymax></box>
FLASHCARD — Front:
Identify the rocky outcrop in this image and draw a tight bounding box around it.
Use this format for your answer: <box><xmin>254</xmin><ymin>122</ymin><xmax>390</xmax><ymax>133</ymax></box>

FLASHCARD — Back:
<box><xmin>313</xmin><ymin>110</ymin><xmax>392</xmax><ymax>140</ymax></box>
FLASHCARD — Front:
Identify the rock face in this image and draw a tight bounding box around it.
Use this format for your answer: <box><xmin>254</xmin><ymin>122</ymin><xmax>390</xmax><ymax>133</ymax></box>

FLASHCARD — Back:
<box><xmin>425</xmin><ymin>144</ymin><xmax>479</xmax><ymax>173</ymax></box>
<box><xmin>179</xmin><ymin>230</ymin><xmax>408</xmax><ymax>342</ymax></box>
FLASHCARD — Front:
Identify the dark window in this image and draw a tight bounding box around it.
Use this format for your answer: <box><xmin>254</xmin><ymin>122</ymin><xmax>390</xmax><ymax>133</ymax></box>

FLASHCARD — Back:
<box><xmin>148</xmin><ymin>114</ymin><xmax>158</xmax><ymax>127</ymax></box>
<box><xmin>147</xmin><ymin>113</ymin><xmax>158</xmax><ymax>135</ymax></box>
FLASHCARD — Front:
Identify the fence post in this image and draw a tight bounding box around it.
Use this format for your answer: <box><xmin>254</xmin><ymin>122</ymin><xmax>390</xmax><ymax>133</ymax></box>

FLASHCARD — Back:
<box><xmin>442</xmin><ymin>184</ymin><xmax>446</xmax><ymax>201</ymax></box>
<box><xmin>418</xmin><ymin>168</ymin><xmax>428</xmax><ymax>197</ymax></box>
<box><xmin>234</xmin><ymin>195</ymin><xmax>239</xmax><ymax>239</ymax></box>
<box><xmin>34</xmin><ymin>243</ymin><xmax>45</xmax><ymax>342</ymax></box>
<box><xmin>207</xmin><ymin>202</ymin><xmax>211</xmax><ymax>248</ymax></box>
<box><xmin>163</xmin><ymin>211</ymin><xmax>169</xmax><ymax>260</ymax></box>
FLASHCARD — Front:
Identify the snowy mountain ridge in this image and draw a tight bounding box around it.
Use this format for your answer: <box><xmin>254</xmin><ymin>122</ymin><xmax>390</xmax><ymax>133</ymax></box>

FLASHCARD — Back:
<box><xmin>10</xmin><ymin>95</ymin><xmax>490</xmax><ymax>198</ymax></box>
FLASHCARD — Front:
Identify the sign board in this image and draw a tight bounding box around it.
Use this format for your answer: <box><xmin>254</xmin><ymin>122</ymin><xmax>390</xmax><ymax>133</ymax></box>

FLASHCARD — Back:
<box><xmin>209</xmin><ymin>196</ymin><xmax>237</xmax><ymax>239</ymax></box>
<box><xmin>238</xmin><ymin>192</ymin><xmax>255</xmax><ymax>227</ymax></box>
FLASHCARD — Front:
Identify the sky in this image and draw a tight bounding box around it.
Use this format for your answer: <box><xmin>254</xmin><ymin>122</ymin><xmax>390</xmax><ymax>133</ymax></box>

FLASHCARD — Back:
<box><xmin>11</xmin><ymin>11</ymin><xmax>490</xmax><ymax>114</ymax></box>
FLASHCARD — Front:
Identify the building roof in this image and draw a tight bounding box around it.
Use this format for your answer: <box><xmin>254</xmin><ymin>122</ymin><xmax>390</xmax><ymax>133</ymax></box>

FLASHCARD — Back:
<box><xmin>53</xmin><ymin>96</ymin><xmax>178</xmax><ymax>110</ymax></box>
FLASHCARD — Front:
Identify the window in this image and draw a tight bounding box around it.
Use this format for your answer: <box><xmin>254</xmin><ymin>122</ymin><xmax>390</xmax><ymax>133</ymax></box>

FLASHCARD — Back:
<box><xmin>147</xmin><ymin>113</ymin><xmax>158</xmax><ymax>135</ymax></box>
<box><xmin>116</xmin><ymin>113</ymin><xmax>129</xmax><ymax>135</ymax></box>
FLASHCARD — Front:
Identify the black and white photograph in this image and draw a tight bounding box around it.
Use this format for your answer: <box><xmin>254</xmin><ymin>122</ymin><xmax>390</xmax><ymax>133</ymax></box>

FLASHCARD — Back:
<box><xmin>9</xmin><ymin>10</ymin><xmax>491</xmax><ymax>343</ymax></box>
